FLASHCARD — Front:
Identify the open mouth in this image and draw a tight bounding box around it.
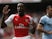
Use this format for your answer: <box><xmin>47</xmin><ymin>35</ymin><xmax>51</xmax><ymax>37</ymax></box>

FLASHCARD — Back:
<box><xmin>19</xmin><ymin>10</ymin><xmax>23</xmax><ymax>12</ymax></box>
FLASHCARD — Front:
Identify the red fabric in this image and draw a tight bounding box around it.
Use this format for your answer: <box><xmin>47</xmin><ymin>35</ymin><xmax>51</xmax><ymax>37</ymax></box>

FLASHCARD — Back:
<box><xmin>13</xmin><ymin>14</ymin><xmax>31</xmax><ymax>37</ymax></box>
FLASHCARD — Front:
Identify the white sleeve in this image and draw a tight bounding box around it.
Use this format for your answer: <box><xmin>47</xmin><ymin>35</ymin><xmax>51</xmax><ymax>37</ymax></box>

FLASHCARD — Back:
<box><xmin>29</xmin><ymin>17</ymin><xmax>33</xmax><ymax>24</ymax></box>
<box><xmin>5</xmin><ymin>14</ymin><xmax>15</xmax><ymax>27</ymax></box>
<box><xmin>39</xmin><ymin>16</ymin><xmax>46</xmax><ymax>25</ymax></box>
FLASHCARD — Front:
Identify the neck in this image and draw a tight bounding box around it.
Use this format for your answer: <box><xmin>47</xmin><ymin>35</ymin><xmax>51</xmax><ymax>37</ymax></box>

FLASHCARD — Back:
<box><xmin>47</xmin><ymin>14</ymin><xmax>52</xmax><ymax>18</ymax></box>
<box><xmin>18</xmin><ymin>12</ymin><xmax>25</xmax><ymax>17</ymax></box>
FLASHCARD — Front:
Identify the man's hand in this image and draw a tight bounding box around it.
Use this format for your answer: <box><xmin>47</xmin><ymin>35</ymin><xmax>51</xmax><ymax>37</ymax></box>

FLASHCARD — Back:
<box><xmin>2</xmin><ymin>5</ymin><xmax>10</xmax><ymax>15</ymax></box>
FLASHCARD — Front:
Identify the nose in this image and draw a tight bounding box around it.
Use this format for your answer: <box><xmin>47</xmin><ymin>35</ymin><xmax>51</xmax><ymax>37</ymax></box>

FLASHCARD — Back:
<box><xmin>18</xmin><ymin>7</ymin><xmax>20</xmax><ymax>10</ymax></box>
<box><xmin>19</xmin><ymin>7</ymin><xmax>23</xmax><ymax>10</ymax></box>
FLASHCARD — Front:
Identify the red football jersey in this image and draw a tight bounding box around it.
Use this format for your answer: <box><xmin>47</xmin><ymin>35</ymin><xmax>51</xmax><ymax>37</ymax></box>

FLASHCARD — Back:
<box><xmin>12</xmin><ymin>14</ymin><xmax>32</xmax><ymax>37</ymax></box>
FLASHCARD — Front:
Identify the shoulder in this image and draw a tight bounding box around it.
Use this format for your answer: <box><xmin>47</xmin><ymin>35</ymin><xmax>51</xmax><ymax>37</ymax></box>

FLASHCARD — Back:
<box><xmin>40</xmin><ymin>15</ymin><xmax>48</xmax><ymax>20</ymax></box>
<box><xmin>9</xmin><ymin>14</ymin><xmax>15</xmax><ymax>17</ymax></box>
<box><xmin>9</xmin><ymin>14</ymin><xmax>19</xmax><ymax>18</ymax></box>
<box><xmin>25</xmin><ymin>14</ymin><xmax>32</xmax><ymax>18</ymax></box>
<box><xmin>25</xmin><ymin>14</ymin><xmax>33</xmax><ymax>22</ymax></box>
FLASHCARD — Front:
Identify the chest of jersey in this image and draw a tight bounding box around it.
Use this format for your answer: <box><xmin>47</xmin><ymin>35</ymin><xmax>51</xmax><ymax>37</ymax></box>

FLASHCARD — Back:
<box><xmin>13</xmin><ymin>15</ymin><xmax>30</xmax><ymax>27</ymax></box>
<box><xmin>43</xmin><ymin>17</ymin><xmax>52</xmax><ymax>31</ymax></box>
<box><xmin>13</xmin><ymin>15</ymin><xmax>31</xmax><ymax>37</ymax></box>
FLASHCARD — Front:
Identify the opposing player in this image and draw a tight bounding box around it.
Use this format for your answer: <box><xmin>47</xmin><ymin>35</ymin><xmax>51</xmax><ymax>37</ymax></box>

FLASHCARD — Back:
<box><xmin>4</xmin><ymin>2</ymin><xmax>37</xmax><ymax>39</ymax></box>
<box><xmin>37</xmin><ymin>5</ymin><xmax>52</xmax><ymax>39</ymax></box>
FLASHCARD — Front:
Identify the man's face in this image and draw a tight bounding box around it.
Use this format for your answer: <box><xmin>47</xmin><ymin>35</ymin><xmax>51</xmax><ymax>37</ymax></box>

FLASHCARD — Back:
<box><xmin>17</xmin><ymin>3</ymin><xmax>25</xmax><ymax>13</ymax></box>
<box><xmin>47</xmin><ymin>7</ymin><xmax>52</xmax><ymax>16</ymax></box>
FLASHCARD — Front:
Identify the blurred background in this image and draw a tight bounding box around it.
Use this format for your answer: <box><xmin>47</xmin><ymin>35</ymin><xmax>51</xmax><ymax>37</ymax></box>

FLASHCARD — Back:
<box><xmin>0</xmin><ymin>0</ymin><xmax>52</xmax><ymax>39</ymax></box>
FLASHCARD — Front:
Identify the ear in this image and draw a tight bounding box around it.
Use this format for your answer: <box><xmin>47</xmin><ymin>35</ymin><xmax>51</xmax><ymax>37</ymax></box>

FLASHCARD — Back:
<box><xmin>46</xmin><ymin>9</ymin><xmax>48</xmax><ymax>13</ymax></box>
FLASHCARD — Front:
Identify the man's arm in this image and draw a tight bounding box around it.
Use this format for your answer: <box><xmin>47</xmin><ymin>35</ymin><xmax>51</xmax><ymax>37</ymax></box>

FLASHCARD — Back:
<box><xmin>3</xmin><ymin>14</ymin><xmax>14</xmax><ymax>36</ymax></box>
<box><xmin>36</xmin><ymin>16</ymin><xmax>49</xmax><ymax>34</ymax></box>
<box><xmin>29</xmin><ymin>17</ymin><xmax>37</xmax><ymax>34</ymax></box>
<box><xmin>5</xmin><ymin>14</ymin><xmax>14</xmax><ymax>27</ymax></box>
<box><xmin>37</xmin><ymin>23</ymin><xmax>52</xmax><ymax>34</ymax></box>
<box><xmin>32</xmin><ymin>20</ymin><xmax>37</xmax><ymax>32</ymax></box>
<box><xmin>37</xmin><ymin>16</ymin><xmax>52</xmax><ymax>34</ymax></box>
<box><xmin>37</xmin><ymin>23</ymin><xmax>48</xmax><ymax>33</ymax></box>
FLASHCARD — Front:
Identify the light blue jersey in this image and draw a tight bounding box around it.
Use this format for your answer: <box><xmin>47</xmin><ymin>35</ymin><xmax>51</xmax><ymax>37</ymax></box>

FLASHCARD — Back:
<box><xmin>39</xmin><ymin>15</ymin><xmax>52</xmax><ymax>39</ymax></box>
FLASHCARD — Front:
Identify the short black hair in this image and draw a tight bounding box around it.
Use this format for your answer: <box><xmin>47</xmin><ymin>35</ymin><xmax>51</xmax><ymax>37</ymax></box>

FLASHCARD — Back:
<box><xmin>17</xmin><ymin>2</ymin><xmax>24</xmax><ymax>6</ymax></box>
<box><xmin>18</xmin><ymin>2</ymin><xmax>24</xmax><ymax>5</ymax></box>
<box><xmin>47</xmin><ymin>5</ymin><xmax>52</xmax><ymax>9</ymax></box>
